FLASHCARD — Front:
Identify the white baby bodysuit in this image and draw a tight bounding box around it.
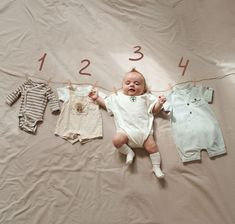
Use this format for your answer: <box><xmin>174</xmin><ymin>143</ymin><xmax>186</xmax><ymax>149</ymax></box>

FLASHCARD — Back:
<box><xmin>55</xmin><ymin>86</ymin><xmax>103</xmax><ymax>144</ymax></box>
<box><xmin>164</xmin><ymin>83</ymin><xmax>226</xmax><ymax>162</ymax></box>
<box><xmin>104</xmin><ymin>92</ymin><xmax>158</xmax><ymax>148</ymax></box>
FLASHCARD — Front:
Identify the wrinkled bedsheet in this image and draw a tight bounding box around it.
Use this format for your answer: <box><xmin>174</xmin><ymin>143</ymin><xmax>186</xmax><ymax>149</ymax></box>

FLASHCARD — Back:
<box><xmin>0</xmin><ymin>1</ymin><xmax>235</xmax><ymax>223</ymax></box>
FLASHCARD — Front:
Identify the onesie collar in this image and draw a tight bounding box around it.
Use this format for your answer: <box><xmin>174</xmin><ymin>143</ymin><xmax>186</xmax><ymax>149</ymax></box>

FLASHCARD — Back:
<box><xmin>173</xmin><ymin>83</ymin><xmax>193</xmax><ymax>95</ymax></box>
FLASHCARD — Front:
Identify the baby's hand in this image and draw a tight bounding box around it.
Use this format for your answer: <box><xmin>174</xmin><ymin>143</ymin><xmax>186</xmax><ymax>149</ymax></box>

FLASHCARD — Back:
<box><xmin>158</xmin><ymin>95</ymin><xmax>166</xmax><ymax>105</ymax></box>
<box><xmin>88</xmin><ymin>88</ymin><xmax>99</xmax><ymax>101</ymax></box>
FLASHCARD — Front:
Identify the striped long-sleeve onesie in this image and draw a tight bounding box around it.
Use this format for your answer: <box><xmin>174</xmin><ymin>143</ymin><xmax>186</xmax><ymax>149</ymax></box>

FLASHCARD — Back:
<box><xmin>6</xmin><ymin>79</ymin><xmax>60</xmax><ymax>134</ymax></box>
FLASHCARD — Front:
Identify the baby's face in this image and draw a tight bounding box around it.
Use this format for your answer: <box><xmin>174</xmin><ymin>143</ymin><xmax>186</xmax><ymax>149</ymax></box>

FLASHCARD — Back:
<box><xmin>122</xmin><ymin>72</ymin><xmax>145</xmax><ymax>96</ymax></box>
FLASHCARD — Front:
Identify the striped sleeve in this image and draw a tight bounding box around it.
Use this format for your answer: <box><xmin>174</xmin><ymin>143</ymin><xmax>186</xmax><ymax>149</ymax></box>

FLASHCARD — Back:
<box><xmin>46</xmin><ymin>86</ymin><xmax>60</xmax><ymax>113</ymax></box>
<box><xmin>6</xmin><ymin>82</ymin><xmax>25</xmax><ymax>106</ymax></box>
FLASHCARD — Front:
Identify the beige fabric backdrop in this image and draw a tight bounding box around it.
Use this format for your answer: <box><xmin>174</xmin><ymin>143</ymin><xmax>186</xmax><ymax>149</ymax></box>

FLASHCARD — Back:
<box><xmin>0</xmin><ymin>0</ymin><xmax>235</xmax><ymax>223</ymax></box>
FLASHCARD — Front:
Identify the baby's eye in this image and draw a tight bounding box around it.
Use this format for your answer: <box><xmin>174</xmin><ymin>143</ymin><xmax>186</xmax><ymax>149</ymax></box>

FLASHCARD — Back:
<box><xmin>125</xmin><ymin>81</ymin><xmax>130</xmax><ymax>85</ymax></box>
<box><xmin>134</xmin><ymin>82</ymin><xmax>140</xmax><ymax>85</ymax></box>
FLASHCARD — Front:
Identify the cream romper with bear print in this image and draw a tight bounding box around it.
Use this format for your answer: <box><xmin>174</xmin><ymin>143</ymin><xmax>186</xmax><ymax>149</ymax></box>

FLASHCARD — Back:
<box><xmin>55</xmin><ymin>86</ymin><xmax>103</xmax><ymax>144</ymax></box>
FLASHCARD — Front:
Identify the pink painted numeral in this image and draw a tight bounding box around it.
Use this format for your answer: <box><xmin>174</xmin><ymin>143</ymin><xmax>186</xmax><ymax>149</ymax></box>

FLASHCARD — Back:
<box><xmin>38</xmin><ymin>53</ymin><xmax>47</xmax><ymax>71</ymax></box>
<box><xmin>129</xmin><ymin>46</ymin><xmax>144</xmax><ymax>61</ymax></box>
<box><xmin>79</xmin><ymin>59</ymin><xmax>91</xmax><ymax>76</ymax></box>
<box><xmin>178</xmin><ymin>57</ymin><xmax>189</xmax><ymax>76</ymax></box>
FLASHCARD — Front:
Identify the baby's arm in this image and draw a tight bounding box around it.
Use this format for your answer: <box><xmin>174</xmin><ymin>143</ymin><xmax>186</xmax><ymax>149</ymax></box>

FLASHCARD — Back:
<box><xmin>88</xmin><ymin>89</ymin><xmax>106</xmax><ymax>109</ymax></box>
<box><xmin>152</xmin><ymin>95</ymin><xmax>166</xmax><ymax>114</ymax></box>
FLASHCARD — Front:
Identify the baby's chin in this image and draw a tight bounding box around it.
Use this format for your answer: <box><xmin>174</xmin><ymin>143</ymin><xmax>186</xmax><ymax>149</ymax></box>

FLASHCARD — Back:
<box><xmin>122</xmin><ymin>90</ymin><xmax>142</xmax><ymax>96</ymax></box>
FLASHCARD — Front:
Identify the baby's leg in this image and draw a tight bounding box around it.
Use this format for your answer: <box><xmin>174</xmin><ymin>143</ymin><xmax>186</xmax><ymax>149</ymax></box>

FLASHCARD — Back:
<box><xmin>112</xmin><ymin>132</ymin><xmax>135</xmax><ymax>165</ymax></box>
<box><xmin>144</xmin><ymin>136</ymin><xmax>164</xmax><ymax>178</ymax></box>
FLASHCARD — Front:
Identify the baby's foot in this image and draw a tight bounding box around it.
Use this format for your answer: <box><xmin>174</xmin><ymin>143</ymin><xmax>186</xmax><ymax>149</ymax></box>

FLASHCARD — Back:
<box><xmin>153</xmin><ymin>167</ymin><xmax>165</xmax><ymax>179</ymax></box>
<box><xmin>126</xmin><ymin>151</ymin><xmax>135</xmax><ymax>165</ymax></box>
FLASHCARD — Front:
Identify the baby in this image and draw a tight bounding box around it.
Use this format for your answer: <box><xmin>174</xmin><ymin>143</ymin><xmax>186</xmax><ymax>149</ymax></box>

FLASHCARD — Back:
<box><xmin>89</xmin><ymin>68</ymin><xmax>166</xmax><ymax>178</ymax></box>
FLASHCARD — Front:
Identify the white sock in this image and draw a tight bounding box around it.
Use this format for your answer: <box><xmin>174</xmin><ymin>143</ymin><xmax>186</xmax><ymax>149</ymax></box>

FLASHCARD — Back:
<box><xmin>150</xmin><ymin>152</ymin><xmax>164</xmax><ymax>179</ymax></box>
<box><xmin>118</xmin><ymin>144</ymin><xmax>135</xmax><ymax>165</ymax></box>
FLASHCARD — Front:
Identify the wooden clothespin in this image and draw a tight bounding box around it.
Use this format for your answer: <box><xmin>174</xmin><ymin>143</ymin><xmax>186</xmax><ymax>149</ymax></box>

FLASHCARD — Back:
<box><xmin>90</xmin><ymin>81</ymin><xmax>98</xmax><ymax>95</ymax></box>
<box><xmin>167</xmin><ymin>83</ymin><xmax>173</xmax><ymax>91</ymax></box>
<box><xmin>113</xmin><ymin>87</ymin><xmax>117</xmax><ymax>95</ymax></box>
<box><xmin>67</xmin><ymin>80</ymin><xmax>74</xmax><ymax>90</ymax></box>
<box><xmin>47</xmin><ymin>77</ymin><xmax>52</xmax><ymax>84</ymax></box>
<box><xmin>25</xmin><ymin>74</ymin><xmax>29</xmax><ymax>81</ymax></box>
<box><xmin>146</xmin><ymin>85</ymin><xmax>151</xmax><ymax>93</ymax></box>
<box><xmin>91</xmin><ymin>81</ymin><xmax>98</xmax><ymax>90</ymax></box>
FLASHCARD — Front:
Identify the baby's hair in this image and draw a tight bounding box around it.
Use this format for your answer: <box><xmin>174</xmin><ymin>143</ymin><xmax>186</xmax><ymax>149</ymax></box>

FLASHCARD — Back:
<box><xmin>126</xmin><ymin>68</ymin><xmax>148</xmax><ymax>93</ymax></box>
